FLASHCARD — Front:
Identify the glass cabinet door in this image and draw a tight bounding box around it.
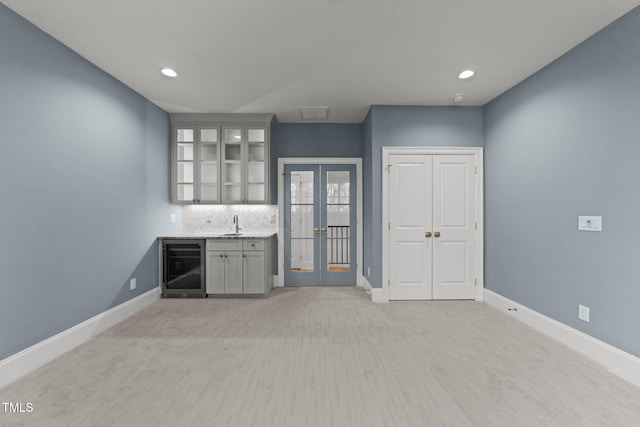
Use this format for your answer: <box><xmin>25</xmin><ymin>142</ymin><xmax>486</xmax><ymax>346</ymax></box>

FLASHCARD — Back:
<box><xmin>222</xmin><ymin>127</ymin><xmax>243</xmax><ymax>203</ymax></box>
<box><xmin>173</xmin><ymin>119</ymin><xmax>271</xmax><ymax>205</ymax></box>
<box><xmin>199</xmin><ymin>127</ymin><xmax>220</xmax><ymax>203</ymax></box>
<box><xmin>175</xmin><ymin>128</ymin><xmax>195</xmax><ymax>202</ymax></box>
<box><xmin>247</xmin><ymin>127</ymin><xmax>266</xmax><ymax>203</ymax></box>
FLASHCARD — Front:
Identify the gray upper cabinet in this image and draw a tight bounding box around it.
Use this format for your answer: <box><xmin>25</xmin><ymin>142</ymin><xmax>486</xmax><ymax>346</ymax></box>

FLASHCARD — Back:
<box><xmin>171</xmin><ymin>114</ymin><xmax>276</xmax><ymax>205</ymax></box>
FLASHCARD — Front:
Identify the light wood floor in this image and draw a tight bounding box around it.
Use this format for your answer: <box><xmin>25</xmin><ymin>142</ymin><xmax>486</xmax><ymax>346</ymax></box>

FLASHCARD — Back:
<box><xmin>2</xmin><ymin>287</ymin><xmax>640</xmax><ymax>426</ymax></box>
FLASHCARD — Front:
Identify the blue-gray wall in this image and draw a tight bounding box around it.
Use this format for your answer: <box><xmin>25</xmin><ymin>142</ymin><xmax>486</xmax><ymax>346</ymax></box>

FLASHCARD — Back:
<box><xmin>0</xmin><ymin>4</ymin><xmax>181</xmax><ymax>361</ymax></box>
<box><xmin>363</xmin><ymin>106</ymin><xmax>484</xmax><ymax>288</ymax></box>
<box><xmin>484</xmin><ymin>7</ymin><xmax>640</xmax><ymax>357</ymax></box>
<box><xmin>273</xmin><ymin>123</ymin><xmax>363</xmax><ymax>199</ymax></box>
<box><xmin>275</xmin><ymin>123</ymin><xmax>363</xmax><ymax>158</ymax></box>
<box><xmin>3</xmin><ymin>0</ymin><xmax>638</xmax><ymax>365</ymax></box>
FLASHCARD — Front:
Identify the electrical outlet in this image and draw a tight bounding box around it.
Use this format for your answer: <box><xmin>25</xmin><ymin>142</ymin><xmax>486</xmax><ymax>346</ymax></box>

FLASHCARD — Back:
<box><xmin>578</xmin><ymin>304</ymin><xmax>589</xmax><ymax>322</ymax></box>
<box><xmin>130</xmin><ymin>278</ymin><xmax>137</xmax><ymax>291</ymax></box>
<box><xmin>170</xmin><ymin>213</ymin><xmax>176</xmax><ymax>223</ymax></box>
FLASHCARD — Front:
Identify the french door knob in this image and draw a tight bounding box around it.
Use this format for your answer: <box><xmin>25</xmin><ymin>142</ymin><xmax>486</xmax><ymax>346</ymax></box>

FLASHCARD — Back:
<box><xmin>321</xmin><ymin>228</ymin><xmax>327</xmax><ymax>234</ymax></box>
<box><xmin>314</xmin><ymin>228</ymin><xmax>320</xmax><ymax>234</ymax></box>
<box><xmin>434</xmin><ymin>232</ymin><xmax>441</xmax><ymax>238</ymax></box>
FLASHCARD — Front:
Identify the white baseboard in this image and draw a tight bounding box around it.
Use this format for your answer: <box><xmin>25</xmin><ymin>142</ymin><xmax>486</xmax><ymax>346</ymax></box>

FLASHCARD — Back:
<box><xmin>0</xmin><ymin>288</ymin><xmax>160</xmax><ymax>390</ymax></box>
<box><xmin>362</xmin><ymin>276</ymin><xmax>372</xmax><ymax>292</ymax></box>
<box><xmin>272</xmin><ymin>275</ymin><xmax>282</xmax><ymax>288</ymax></box>
<box><xmin>484</xmin><ymin>289</ymin><xmax>640</xmax><ymax>389</ymax></box>
<box><xmin>363</xmin><ymin>277</ymin><xmax>388</xmax><ymax>303</ymax></box>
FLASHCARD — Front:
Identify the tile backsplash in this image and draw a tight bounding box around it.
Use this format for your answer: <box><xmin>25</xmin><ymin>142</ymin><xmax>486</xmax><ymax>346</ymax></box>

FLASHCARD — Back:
<box><xmin>183</xmin><ymin>205</ymin><xmax>278</xmax><ymax>234</ymax></box>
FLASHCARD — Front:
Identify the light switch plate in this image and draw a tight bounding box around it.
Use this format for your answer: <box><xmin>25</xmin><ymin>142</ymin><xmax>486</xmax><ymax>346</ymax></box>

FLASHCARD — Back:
<box><xmin>170</xmin><ymin>213</ymin><xmax>176</xmax><ymax>223</ymax></box>
<box><xmin>130</xmin><ymin>278</ymin><xmax>137</xmax><ymax>291</ymax></box>
<box><xmin>578</xmin><ymin>216</ymin><xmax>602</xmax><ymax>232</ymax></box>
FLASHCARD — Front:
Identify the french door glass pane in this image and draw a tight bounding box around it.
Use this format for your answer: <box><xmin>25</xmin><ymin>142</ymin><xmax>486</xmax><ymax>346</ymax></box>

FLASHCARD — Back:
<box><xmin>326</xmin><ymin>171</ymin><xmax>350</xmax><ymax>272</ymax></box>
<box><xmin>290</xmin><ymin>171</ymin><xmax>314</xmax><ymax>273</ymax></box>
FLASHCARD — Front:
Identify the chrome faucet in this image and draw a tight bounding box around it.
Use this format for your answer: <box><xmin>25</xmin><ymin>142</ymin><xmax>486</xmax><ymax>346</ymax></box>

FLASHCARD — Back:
<box><xmin>233</xmin><ymin>214</ymin><xmax>242</xmax><ymax>234</ymax></box>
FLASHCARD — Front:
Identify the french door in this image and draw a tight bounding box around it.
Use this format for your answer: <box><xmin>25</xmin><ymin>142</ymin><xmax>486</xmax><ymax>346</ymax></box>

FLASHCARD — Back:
<box><xmin>389</xmin><ymin>154</ymin><xmax>477</xmax><ymax>300</ymax></box>
<box><xmin>284</xmin><ymin>164</ymin><xmax>356</xmax><ymax>285</ymax></box>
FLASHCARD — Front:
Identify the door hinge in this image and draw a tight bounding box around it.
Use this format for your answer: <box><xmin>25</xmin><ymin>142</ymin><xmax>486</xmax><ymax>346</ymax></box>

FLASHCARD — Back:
<box><xmin>386</xmin><ymin>165</ymin><xmax>392</xmax><ymax>173</ymax></box>
<box><xmin>474</xmin><ymin>166</ymin><xmax>477</xmax><ymax>175</ymax></box>
<box><xmin>475</xmin><ymin>222</ymin><xmax>477</xmax><ymax>230</ymax></box>
<box><xmin>388</xmin><ymin>222</ymin><xmax>391</xmax><ymax>230</ymax></box>
<box><xmin>475</xmin><ymin>278</ymin><xmax>477</xmax><ymax>286</ymax></box>
<box><xmin>388</xmin><ymin>279</ymin><xmax>391</xmax><ymax>286</ymax></box>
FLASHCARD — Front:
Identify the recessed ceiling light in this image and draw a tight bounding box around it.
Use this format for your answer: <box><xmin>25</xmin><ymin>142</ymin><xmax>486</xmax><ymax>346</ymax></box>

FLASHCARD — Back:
<box><xmin>458</xmin><ymin>70</ymin><xmax>475</xmax><ymax>79</ymax></box>
<box><xmin>161</xmin><ymin>68</ymin><xmax>178</xmax><ymax>78</ymax></box>
<box><xmin>453</xmin><ymin>94</ymin><xmax>465</xmax><ymax>102</ymax></box>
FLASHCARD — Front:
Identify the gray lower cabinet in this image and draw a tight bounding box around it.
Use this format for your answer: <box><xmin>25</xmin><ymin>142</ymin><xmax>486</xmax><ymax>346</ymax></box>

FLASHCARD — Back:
<box><xmin>207</xmin><ymin>250</ymin><xmax>243</xmax><ymax>294</ymax></box>
<box><xmin>206</xmin><ymin>238</ymin><xmax>273</xmax><ymax>296</ymax></box>
<box><xmin>243</xmin><ymin>245</ymin><xmax>266</xmax><ymax>295</ymax></box>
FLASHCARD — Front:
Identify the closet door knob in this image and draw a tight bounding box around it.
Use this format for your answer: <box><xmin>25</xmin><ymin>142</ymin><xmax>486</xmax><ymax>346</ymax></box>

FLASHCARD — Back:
<box><xmin>425</xmin><ymin>232</ymin><xmax>432</xmax><ymax>238</ymax></box>
<box><xmin>434</xmin><ymin>232</ymin><xmax>441</xmax><ymax>238</ymax></box>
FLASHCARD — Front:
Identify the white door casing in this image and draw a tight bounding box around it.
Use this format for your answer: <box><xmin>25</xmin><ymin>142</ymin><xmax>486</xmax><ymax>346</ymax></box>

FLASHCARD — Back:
<box><xmin>383</xmin><ymin>147</ymin><xmax>483</xmax><ymax>302</ymax></box>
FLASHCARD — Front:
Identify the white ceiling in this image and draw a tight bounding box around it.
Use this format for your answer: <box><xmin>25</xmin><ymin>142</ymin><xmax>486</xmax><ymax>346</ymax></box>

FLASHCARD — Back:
<box><xmin>3</xmin><ymin>0</ymin><xmax>639</xmax><ymax>123</ymax></box>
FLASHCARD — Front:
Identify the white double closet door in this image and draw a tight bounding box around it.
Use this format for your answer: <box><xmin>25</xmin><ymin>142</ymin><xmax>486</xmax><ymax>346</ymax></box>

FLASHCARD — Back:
<box><xmin>389</xmin><ymin>154</ymin><xmax>477</xmax><ymax>300</ymax></box>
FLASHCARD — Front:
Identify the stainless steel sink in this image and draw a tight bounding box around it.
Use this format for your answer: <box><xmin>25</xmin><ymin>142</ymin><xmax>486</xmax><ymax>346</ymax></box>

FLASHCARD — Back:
<box><xmin>221</xmin><ymin>233</ymin><xmax>243</xmax><ymax>237</ymax></box>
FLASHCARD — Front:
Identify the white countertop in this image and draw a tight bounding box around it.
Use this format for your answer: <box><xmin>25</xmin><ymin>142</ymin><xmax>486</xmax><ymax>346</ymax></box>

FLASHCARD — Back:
<box><xmin>159</xmin><ymin>232</ymin><xmax>277</xmax><ymax>239</ymax></box>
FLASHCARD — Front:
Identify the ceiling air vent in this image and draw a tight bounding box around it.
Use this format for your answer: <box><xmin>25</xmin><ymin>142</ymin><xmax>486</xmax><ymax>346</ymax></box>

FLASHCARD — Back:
<box><xmin>299</xmin><ymin>106</ymin><xmax>329</xmax><ymax>120</ymax></box>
